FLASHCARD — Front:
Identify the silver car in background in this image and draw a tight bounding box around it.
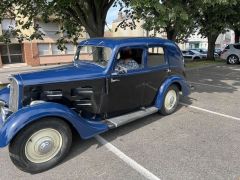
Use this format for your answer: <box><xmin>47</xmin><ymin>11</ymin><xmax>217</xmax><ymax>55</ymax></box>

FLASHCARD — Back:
<box><xmin>182</xmin><ymin>50</ymin><xmax>207</xmax><ymax>60</ymax></box>
<box><xmin>221</xmin><ymin>43</ymin><xmax>240</xmax><ymax>64</ymax></box>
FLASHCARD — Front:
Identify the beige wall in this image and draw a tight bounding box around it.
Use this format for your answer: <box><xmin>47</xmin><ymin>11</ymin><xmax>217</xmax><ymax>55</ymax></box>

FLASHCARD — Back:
<box><xmin>39</xmin><ymin>55</ymin><xmax>73</xmax><ymax>65</ymax></box>
<box><xmin>112</xmin><ymin>20</ymin><xmax>145</xmax><ymax>37</ymax></box>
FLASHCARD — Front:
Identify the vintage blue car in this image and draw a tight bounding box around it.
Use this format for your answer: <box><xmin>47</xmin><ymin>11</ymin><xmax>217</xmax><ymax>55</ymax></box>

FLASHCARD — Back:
<box><xmin>0</xmin><ymin>37</ymin><xmax>190</xmax><ymax>173</ymax></box>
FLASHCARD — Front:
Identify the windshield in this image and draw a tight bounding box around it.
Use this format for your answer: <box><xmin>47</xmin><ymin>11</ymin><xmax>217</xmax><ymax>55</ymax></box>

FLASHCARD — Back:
<box><xmin>74</xmin><ymin>46</ymin><xmax>112</xmax><ymax>67</ymax></box>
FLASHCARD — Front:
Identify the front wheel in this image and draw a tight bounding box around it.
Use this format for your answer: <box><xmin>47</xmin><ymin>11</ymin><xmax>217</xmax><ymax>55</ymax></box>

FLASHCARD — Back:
<box><xmin>9</xmin><ymin>118</ymin><xmax>72</xmax><ymax>173</ymax></box>
<box><xmin>160</xmin><ymin>85</ymin><xmax>180</xmax><ymax>115</ymax></box>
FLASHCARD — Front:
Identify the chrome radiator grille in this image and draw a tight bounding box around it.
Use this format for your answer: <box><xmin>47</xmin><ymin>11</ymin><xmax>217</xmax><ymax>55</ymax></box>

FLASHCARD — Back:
<box><xmin>9</xmin><ymin>78</ymin><xmax>19</xmax><ymax>112</ymax></box>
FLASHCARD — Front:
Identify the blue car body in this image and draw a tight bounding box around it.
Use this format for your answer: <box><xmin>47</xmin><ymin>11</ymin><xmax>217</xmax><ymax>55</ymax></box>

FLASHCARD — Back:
<box><xmin>0</xmin><ymin>37</ymin><xmax>190</xmax><ymax>147</ymax></box>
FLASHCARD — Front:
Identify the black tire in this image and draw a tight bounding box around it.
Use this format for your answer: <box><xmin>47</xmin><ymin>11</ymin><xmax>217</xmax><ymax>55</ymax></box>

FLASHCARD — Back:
<box><xmin>159</xmin><ymin>85</ymin><xmax>180</xmax><ymax>116</ymax></box>
<box><xmin>9</xmin><ymin>118</ymin><xmax>72</xmax><ymax>174</ymax></box>
<box><xmin>193</xmin><ymin>56</ymin><xmax>200</xmax><ymax>60</ymax></box>
<box><xmin>227</xmin><ymin>54</ymin><xmax>239</xmax><ymax>64</ymax></box>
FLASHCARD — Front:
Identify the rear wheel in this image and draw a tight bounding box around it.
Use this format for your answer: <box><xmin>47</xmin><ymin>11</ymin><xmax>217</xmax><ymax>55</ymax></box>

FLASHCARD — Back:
<box><xmin>9</xmin><ymin>118</ymin><xmax>72</xmax><ymax>173</ymax></box>
<box><xmin>160</xmin><ymin>85</ymin><xmax>179</xmax><ymax>115</ymax></box>
<box><xmin>227</xmin><ymin>54</ymin><xmax>239</xmax><ymax>64</ymax></box>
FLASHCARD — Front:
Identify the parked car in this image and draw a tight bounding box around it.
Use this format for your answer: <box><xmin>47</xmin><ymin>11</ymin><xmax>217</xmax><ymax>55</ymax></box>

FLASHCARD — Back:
<box><xmin>221</xmin><ymin>43</ymin><xmax>240</xmax><ymax>64</ymax></box>
<box><xmin>190</xmin><ymin>48</ymin><xmax>219</xmax><ymax>58</ymax></box>
<box><xmin>190</xmin><ymin>48</ymin><xmax>208</xmax><ymax>54</ymax></box>
<box><xmin>215</xmin><ymin>48</ymin><xmax>222</xmax><ymax>56</ymax></box>
<box><xmin>0</xmin><ymin>37</ymin><xmax>190</xmax><ymax>173</ymax></box>
<box><xmin>182</xmin><ymin>49</ymin><xmax>207</xmax><ymax>60</ymax></box>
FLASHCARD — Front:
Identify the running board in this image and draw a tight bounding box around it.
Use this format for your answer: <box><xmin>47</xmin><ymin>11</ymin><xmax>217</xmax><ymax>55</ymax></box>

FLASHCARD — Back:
<box><xmin>106</xmin><ymin>107</ymin><xmax>159</xmax><ymax>129</ymax></box>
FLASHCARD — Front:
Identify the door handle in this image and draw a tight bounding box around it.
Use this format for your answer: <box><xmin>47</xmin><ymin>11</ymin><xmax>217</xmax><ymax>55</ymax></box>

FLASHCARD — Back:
<box><xmin>165</xmin><ymin>69</ymin><xmax>171</xmax><ymax>73</ymax></box>
<box><xmin>111</xmin><ymin>78</ymin><xmax>120</xmax><ymax>83</ymax></box>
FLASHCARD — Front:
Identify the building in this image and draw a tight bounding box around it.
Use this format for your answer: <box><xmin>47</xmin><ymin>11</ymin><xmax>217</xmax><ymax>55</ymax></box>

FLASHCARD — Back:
<box><xmin>109</xmin><ymin>12</ymin><xmax>236</xmax><ymax>51</ymax></box>
<box><xmin>185</xmin><ymin>30</ymin><xmax>235</xmax><ymax>50</ymax></box>
<box><xmin>0</xmin><ymin>18</ymin><xmax>87</xmax><ymax>68</ymax></box>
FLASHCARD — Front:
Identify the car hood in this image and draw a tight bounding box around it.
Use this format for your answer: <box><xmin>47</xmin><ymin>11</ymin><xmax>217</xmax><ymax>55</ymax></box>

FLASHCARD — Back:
<box><xmin>17</xmin><ymin>62</ymin><xmax>106</xmax><ymax>86</ymax></box>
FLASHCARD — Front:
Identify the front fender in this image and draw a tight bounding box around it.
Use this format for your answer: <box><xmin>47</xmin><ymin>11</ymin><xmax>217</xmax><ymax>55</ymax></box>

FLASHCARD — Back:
<box><xmin>0</xmin><ymin>86</ymin><xmax>10</xmax><ymax>106</ymax></box>
<box><xmin>155</xmin><ymin>75</ymin><xmax>190</xmax><ymax>109</ymax></box>
<box><xmin>0</xmin><ymin>102</ymin><xmax>108</xmax><ymax>147</ymax></box>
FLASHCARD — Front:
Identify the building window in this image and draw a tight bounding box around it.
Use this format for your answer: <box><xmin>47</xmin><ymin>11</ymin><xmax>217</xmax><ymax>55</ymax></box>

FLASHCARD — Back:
<box><xmin>51</xmin><ymin>44</ymin><xmax>63</xmax><ymax>55</ymax></box>
<box><xmin>36</xmin><ymin>21</ymin><xmax>59</xmax><ymax>38</ymax></box>
<box><xmin>38</xmin><ymin>44</ymin><xmax>50</xmax><ymax>56</ymax></box>
<box><xmin>38</xmin><ymin>43</ymin><xmax>76</xmax><ymax>56</ymax></box>
<box><xmin>1</xmin><ymin>19</ymin><xmax>16</xmax><ymax>32</ymax></box>
<box><xmin>0</xmin><ymin>44</ymin><xmax>23</xmax><ymax>64</ymax></box>
<box><xmin>65</xmin><ymin>43</ymin><xmax>76</xmax><ymax>54</ymax></box>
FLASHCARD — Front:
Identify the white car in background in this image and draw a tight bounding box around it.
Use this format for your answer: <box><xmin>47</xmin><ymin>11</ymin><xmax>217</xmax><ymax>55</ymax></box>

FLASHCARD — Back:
<box><xmin>221</xmin><ymin>43</ymin><xmax>240</xmax><ymax>64</ymax></box>
<box><xmin>182</xmin><ymin>50</ymin><xmax>207</xmax><ymax>60</ymax></box>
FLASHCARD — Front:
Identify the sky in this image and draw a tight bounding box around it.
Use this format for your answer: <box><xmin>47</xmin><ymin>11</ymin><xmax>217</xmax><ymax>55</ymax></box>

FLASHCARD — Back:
<box><xmin>106</xmin><ymin>4</ymin><xmax>120</xmax><ymax>25</ymax></box>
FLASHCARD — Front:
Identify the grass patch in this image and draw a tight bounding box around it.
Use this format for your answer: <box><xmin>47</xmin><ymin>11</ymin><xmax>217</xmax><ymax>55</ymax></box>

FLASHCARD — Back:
<box><xmin>185</xmin><ymin>59</ymin><xmax>225</xmax><ymax>69</ymax></box>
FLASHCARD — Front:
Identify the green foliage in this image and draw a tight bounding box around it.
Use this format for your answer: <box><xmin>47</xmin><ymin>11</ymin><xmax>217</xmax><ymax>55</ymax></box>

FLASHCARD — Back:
<box><xmin>0</xmin><ymin>0</ymin><xmax>115</xmax><ymax>49</ymax></box>
<box><xmin>126</xmin><ymin>0</ymin><xmax>195</xmax><ymax>42</ymax></box>
<box><xmin>192</xmin><ymin>0</ymin><xmax>240</xmax><ymax>59</ymax></box>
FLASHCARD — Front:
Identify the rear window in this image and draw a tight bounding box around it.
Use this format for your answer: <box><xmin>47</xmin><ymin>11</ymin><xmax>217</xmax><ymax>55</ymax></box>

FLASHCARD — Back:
<box><xmin>147</xmin><ymin>47</ymin><xmax>165</xmax><ymax>67</ymax></box>
<box><xmin>233</xmin><ymin>44</ymin><xmax>240</xmax><ymax>49</ymax></box>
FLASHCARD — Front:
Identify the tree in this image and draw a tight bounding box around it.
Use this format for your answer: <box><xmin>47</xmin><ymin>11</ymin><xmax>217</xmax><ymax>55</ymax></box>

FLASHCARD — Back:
<box><xmin>0</xmin><ymin>0</ymin><xmax>115</xmax><ymax>47</ymax></box>
<box><xmin>192</xmin><ymin>0</ymin><xmax>239</xmax><ymax>60</ymax></box>
<box><xmin>125</xmin><ymin>0</ymin><xmax>195</xmax><ymax>42</ymax></box>
<box><xmin>227</xmin><ymin>4</ymin><xmax>240</xmax><ymax>43</ymax></box>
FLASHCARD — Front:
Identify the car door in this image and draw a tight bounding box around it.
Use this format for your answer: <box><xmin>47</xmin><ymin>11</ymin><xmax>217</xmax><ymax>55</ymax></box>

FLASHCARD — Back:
<box><xmin>141</xmin><ymin>45</ymin><xmax>170</xmax><ymax>107</ymax></box>
<box><xmin>105</xmin><ymin>47</ymin><xmax>146</xmax><ymax>114</ymax></box>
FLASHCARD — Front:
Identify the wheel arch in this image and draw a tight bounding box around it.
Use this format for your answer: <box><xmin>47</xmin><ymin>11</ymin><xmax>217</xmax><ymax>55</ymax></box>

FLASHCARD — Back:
<box><xmin>0</xmin><ymin>102</ymin><xmax>108</xmax><ymax>147</ymax></box>
<box><xmin>155</xmin><ymin>75</ymin><xmax>190</xmax><ymax>109</ymax></box>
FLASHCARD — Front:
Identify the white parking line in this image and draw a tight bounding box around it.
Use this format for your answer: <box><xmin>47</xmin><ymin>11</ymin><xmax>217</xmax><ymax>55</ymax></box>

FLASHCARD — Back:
<box><xmin>95</xmin><ymin>135</ymin><xmax>161</xmax><ymax>180</ymax></box>
<box><xmin>188</xmin><ymin>81</ymin><xmax>234</xmax><ymax>90</ymax></box>
<box><xmin>180</xmin><ymin>102</ymin><xmax>240</xmax><ymax>121</ymax></box>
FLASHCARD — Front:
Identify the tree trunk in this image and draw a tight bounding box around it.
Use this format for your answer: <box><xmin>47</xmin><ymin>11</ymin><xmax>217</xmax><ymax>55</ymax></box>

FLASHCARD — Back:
<box><xmin>207</xmin><ymin>34</ymin><xmax>218</xmax><ymax>60</ymax></box>
<box><xmin>86</xmin><ymin>21</ymin><xmax>105</xmax><ymax>38</ymax></box>
<box><xmin>234</xmin><ymin>29</ymin><xmax>240</xmax><ymax>43</ymax></box>
<box><xmin>166</xmin><ymin>29</ymin><xmax>177</xmax><ymax>42</ymax></box>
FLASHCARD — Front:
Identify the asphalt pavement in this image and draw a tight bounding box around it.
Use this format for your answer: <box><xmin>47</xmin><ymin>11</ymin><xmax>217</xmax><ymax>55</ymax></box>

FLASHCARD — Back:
<box><xmin>0</xmin><ymin>64</ymin><xmax>240</xmax><ymax>180</ymax></box>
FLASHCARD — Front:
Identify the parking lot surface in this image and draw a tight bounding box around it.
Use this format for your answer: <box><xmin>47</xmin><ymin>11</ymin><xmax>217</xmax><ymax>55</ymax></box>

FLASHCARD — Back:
<box><xmin>0</xmin><ymin>64</ymin><xmax>240</xmax><ymax>180</ymax></box>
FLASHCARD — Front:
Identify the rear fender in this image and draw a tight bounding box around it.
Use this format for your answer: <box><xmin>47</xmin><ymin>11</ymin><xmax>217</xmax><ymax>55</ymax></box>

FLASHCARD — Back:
<box><xmin>155</xmin><ymin>75</ymin><xmax>190</xmax><ymax>109</ymax></box>
<box><xmin>0</xmin><ymin>102</ymin><xmax>108</xmax><ymax>147</ymax></box>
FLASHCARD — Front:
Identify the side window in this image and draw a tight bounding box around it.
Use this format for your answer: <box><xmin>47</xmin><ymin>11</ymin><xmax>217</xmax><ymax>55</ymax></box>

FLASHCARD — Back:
<box><xmin>147</xmin><ymin>47</ymin><xmax>165</xmax><ymax>67</ymax></box>
<box><xmin>189</xmin><ymin>51</ymin><xmax>194</xmax><ymax>55</ymax></box>
<box><xmin>233</xmin><ymin>44</ymin><xmax>240</xmax><ymax>50</ymax></box>
<box><xmin>115</xmin><ymin>47</ymin><xmax>143</xmax><ymax>71</ymax></box>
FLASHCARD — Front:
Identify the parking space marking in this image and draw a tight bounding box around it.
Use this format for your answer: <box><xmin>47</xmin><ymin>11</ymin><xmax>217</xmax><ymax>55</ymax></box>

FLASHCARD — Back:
<box><xmin>180</xmin><ymin>103</ymin><xmax>240</xmax><ymax>121</ymax></box>
<box><xmin>95</xmin><ymin>135</ymin><xmax>161</xmax><ymax>180</ymax></box>
<box><xmin>188</xmin><ymin>81</ymin><xmax>235</xmax><ymax>90</ymax></box>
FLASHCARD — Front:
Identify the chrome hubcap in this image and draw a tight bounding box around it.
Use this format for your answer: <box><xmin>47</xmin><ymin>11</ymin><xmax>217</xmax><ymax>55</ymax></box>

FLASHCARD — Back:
<box><xmin>25</xmin><ymin>128</ymin><xmax>63</xmax><ymax>163</ymax></box>
<box><xmin>38</xmin><ymin>140</ymin><xmax>54</xmax><ymax>155</ymax></box>
<box><xmin>164</xmin><ymin>90</ymin><xmax>177</xmax><ymax>111</ymax></box>
<box><xmin>229</xmin><ymin>56</ymin><xmax>238</xmax><ymax>64</ymax></box>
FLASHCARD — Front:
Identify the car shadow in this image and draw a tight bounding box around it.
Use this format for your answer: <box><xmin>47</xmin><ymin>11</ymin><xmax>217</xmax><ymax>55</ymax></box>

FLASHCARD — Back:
<box><xmin>61</xmin><ymin>95</ymin><xmax>194</xmax><ymax>165</ymax></box>
<box><xmin>186</xmin><ymin>64</ymin><xmax>240</xmax><ymax>94</ymax></box>
<box><xmin>57</xmin><ymin>64</ymin><xmax>239</xmax><ymax>170</ymax></box>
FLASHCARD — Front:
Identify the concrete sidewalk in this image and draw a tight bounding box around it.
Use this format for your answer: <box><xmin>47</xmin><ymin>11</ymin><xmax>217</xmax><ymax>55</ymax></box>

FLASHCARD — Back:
<box><xmin>0</xmin><ymin>64</ymin><xmax>63</xmax><ymax>84</ymax></box>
